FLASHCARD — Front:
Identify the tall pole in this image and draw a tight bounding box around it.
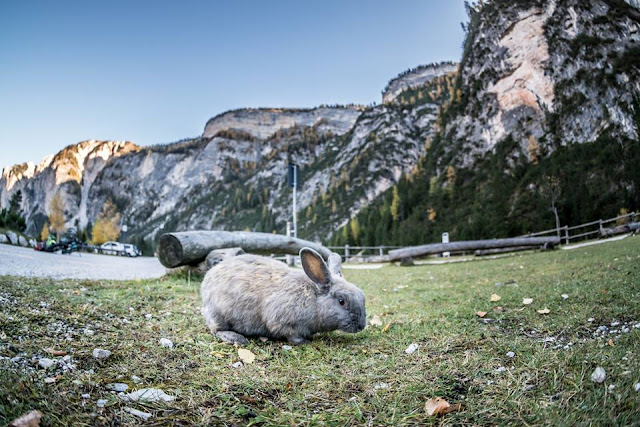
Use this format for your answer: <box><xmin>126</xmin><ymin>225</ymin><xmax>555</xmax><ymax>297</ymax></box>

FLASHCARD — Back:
<box><xmin>292</xmin><ymin>165</ymin><xmax>297</xmax><ymax>238</ymax></box>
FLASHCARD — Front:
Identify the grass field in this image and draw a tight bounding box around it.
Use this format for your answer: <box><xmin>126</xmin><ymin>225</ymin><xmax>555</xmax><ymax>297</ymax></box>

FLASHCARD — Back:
<box><xmin>1</xmin><ymin>236</ymin><xmax>639</xmax><ymax>426</ymax></box>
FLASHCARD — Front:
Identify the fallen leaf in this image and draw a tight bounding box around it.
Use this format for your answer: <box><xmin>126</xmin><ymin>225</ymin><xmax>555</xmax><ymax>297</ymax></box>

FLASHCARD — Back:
<box><xmin>369</xmin><ymin>315</ymin><xmax>383</xmax><ymax>327</ymax></box>
<box><xmin>490</xmin><ymin>294</ymin><xmax>501</xmax><ymax>302</ymax></box>
<box><xmin>425</xmin><ymin>397</ymin><xmax>461</xmax><ymax>416</ymax></box>
<box><xmin>44</xmin><ymin>348</ymin><xmax>67</xmax><ymax>357</ymax></box>
<box><xmin>9</xmin><ymin>410</ymin><xmax>43</xmax><ymax>427</ymax></box>
<box><xmin>493</xmin><ymin>306</ymin><xmax>504</xmax><ymax>312</ymax></box>
<box><xmin>608</xmin><ymin>339</ymin><xmax>615</xmax><ymax>347</ymax></box>
<box><xmin>212</xmin><ymin>352</ymin><xmax>225</xmax><ymax>359</ymax></box>
<box><xmin>523</xmin><ymin>298</ymin><xmax>533</xmax><ymax>305</ymax></box>
<box><xmin>537</xmin><ymin>308</ymin><xmax>550</xmax><ymax>314</ymax></box>
<box><xmin>238</xmin><ymin>348</ymin><xmax>255</xmax><ymax>364</ymax></box>
<box><xmin>476</xmin><ymin>311</ymin><xmax>487</xmax><ymax>318</ymax></box>
<box><xmin>382</xmin><ymin>322</ymin><xmax>392</xmax><ymax>333</ymax></box>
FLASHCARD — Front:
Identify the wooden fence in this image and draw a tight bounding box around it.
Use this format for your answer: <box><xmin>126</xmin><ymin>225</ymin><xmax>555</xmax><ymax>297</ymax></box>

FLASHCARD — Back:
<box><xmin>328</xmin><ymin>211</ymin><xmax>639</xmax><ymax>261</ymax></box>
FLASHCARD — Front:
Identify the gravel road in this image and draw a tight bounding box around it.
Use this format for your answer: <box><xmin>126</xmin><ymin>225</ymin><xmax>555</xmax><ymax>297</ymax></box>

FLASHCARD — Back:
<box><xmin>0</xmin><ymin>243</ymin><xmax>166</xmax><ymax>280</ymax></box>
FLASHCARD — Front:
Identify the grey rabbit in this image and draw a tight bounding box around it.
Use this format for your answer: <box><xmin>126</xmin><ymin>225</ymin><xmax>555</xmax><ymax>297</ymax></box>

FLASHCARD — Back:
<box><xmin>200</xmin><ymin>247</ymin><xmax>367</xmax><ymax>345</ymax></box>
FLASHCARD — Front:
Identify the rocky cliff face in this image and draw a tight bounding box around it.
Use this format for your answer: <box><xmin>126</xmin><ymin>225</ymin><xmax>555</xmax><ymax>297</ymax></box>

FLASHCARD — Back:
<box><xmin>442</xmin><ymin>0</ymin><xmax>640</xmax><ymax>169</ymax></box>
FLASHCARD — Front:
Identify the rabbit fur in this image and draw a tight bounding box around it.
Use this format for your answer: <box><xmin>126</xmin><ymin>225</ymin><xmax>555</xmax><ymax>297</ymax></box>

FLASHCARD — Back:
<box><xmin>200</xmin><ymin>247</ymin><xmax>366</xmax><ymax>345</ymax></box>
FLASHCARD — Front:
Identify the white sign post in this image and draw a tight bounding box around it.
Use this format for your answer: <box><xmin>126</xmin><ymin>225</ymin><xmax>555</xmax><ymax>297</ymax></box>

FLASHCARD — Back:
<box><xmin>442</xmin><ymin>232</ymin><xmax>450</xmax><ymax>258</ymax></box>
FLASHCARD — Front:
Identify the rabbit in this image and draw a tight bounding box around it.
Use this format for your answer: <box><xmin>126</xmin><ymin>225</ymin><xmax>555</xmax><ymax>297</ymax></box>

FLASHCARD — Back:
<box><xmin>200</xmin><ymin>247</ymin><xmax>366</xmax><ymax>345</ymax></box>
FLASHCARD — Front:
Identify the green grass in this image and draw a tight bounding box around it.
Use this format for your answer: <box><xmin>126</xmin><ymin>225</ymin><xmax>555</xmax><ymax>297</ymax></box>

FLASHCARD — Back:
<box><xmin>1</xmin><ymin>237</ymin><xmax>640</xmax><ymax>425</ymax></box>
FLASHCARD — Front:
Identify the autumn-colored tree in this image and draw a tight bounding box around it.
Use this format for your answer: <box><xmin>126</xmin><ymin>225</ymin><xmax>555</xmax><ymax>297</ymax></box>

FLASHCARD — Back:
<box><xmin>91</xmin><ymin>199</ymin><xmax>121</xmax><ymax>245</ymax></box>
<box><xmin>446</xmin><ymin>166</ymin><xmax>457</xmax><ymax>187</ymax></box>
<box><xmin>48</xmin><ymin>193</ymin><xmax>66</xmax><ymax>239</ymax></box>
<box><xmin>390</xmin><ymin>187</ymin><xmax>401</xmax><ymax>221</ymax></box>
<box><xmin>40</xmin><ymin>222</ymin><xmax>50</xmax><ymax>241</ymax></box>
<box><xmin>527</xmin><ymin>135</ymin><xmax>541</xmax><ymax>164</ymax></box>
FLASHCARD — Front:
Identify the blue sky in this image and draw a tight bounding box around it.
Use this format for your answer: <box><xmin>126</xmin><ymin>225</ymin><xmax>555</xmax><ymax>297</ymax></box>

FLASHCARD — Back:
<box><xmin>0</xmin><ymin>1</ymin><xmax>467</xmax><ymax>167</ymax></box>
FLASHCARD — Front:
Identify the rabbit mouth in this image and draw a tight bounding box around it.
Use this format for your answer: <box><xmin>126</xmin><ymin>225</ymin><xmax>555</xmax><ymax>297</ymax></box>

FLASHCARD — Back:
<box><xmin>340</xmin><ymin>321</ymin><xmax>366</xmax><ymax>333</ymax></box>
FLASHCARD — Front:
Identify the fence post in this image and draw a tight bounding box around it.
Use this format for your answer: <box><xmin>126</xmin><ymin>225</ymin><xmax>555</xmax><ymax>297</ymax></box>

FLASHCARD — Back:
<box><xmin>345</xmin><ymin>244</ymin><xmax>350</xmax><ymax>261</ymax></box>
<box><xmin>599</xmin><ymin>219</ymin><xmax>604</xmax><ymax>237</ymax></box>
<box><xmin>379</xmin><ymin>246</ymin><xmax>384</xmax><ymax>257</ymax></box>
<box><xmin>563</xmin><ymin>225</ymin><xmax>569</xmax><ymax>245</ymax></box>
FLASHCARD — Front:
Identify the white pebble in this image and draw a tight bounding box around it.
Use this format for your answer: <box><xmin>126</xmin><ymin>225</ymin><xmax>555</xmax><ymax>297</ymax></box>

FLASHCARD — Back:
<box><xmin>159</xmin><ymin>338</ymin><xmax>173</xmax><ymax>349</ymax></box>
<box><xmin>373</xmin><ymin>382</ymin><xmax>389</xmax><ymax>390</ymax></box>
<box><xmin>131</xmin><ymin>375</ymin><xmax>142</xmax><ymax>384</ymax></box>
<box><xmin>608</xmin><ymin>384</ymin><xmax>616</xmax><ymax>391</ymax></box>
<box><xmin>282</xmin><ymin>345</ymin><xmax>293</xmax><ymax>351</ymax></box>
<box><xmin>506</xmin><ymin>351</ymin><xmax>515</xmax><ymax>358</ymax></box>
<box><xmin>561</xmin><ymin>294</ymin><xmax>569</xmax><ymax>300</ymax></box>
<box><xmin>145</xmin><ymin>314</ymin><xmax>153</xmax><ymax>319</ymax></box>
<box><xmin>591</xmin><ymin>367</ymin><xmax>606</xmax><ymax>383</ymax></box>
<box><xmin>611</xmin><ymin>321</ymin><xmax>620</xmax><ymax>327</ymax></box>
<box><xmin>231</xmin><ymin>361</ymin><xmax>243</xmax><ymax>369</ymax></box>
<box><xmin>84</xmin><ymin>329</ymin><xmax>95</xmax><ymax>336</ymax></box>
<box><xmin>107</xmin><ymin>383</ymin><xmax>128</xmax><ymax>392</ymax></box>
<box><xmin>38</xmin><ymin>358</ymin><xmax>55</xmax><ymax>369</ymax></box>
<box><xmin>635</xmin><ymin>383</ymin><xmax>640</xmax><ymax>392</ymax></box>
<box><xmin>496</xmin><ymin>366</ymin><xmax>507</xmax><ymax>373</ymax></box>
<box><xmin>97</xmin><ymin>399</ymin><xmax>108</xmax><ymax>408</ymax></box>
<box><xmin>124</xmin><ymin>407</ymin><xmax>152</xmax><ymax>421</ymax></box>
<box><xmin>82</xmin><ymin>394</ymin><xmax>90</xmax><ymax>399</ymax></box>
<box><xmin>120</xmin><ymin>388</ymin><xmax>176</xmax><ymax>402</ymax></box>
<box><xmin>404</xmin><ymin>343</ymin><xmax>419</xmax><ymax>354</ymax></box>
<box><xmin>92</xmin><ymin>348</ymin><xmax>111</xmax><ymax>360</ymax></box>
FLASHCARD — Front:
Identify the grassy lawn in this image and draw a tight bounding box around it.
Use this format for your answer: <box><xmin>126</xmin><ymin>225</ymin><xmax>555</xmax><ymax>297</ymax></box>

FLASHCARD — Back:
<box><xmin>1</xmin><ymin>236</ymin><xmax>639</xmax><ymax>426</ymax></box>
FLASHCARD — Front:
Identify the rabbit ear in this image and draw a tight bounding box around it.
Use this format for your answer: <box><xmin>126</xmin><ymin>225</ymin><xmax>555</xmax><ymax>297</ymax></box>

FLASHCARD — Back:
<box><xmin>327</xmin><ymin>253</ymin><xmax>343</xmax><ymax>277</ymax></box>
<box><xmin>300</xmin><ymin>248</ymin><xmax>332</xmax><ymax>292</ymax></box>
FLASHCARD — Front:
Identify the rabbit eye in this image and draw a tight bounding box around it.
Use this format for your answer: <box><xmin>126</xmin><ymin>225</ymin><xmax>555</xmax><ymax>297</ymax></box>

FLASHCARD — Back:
<box><xmin>338</xmin><ymin>299</ymin><xmax>345</xmax><ymax>306</ymax></box>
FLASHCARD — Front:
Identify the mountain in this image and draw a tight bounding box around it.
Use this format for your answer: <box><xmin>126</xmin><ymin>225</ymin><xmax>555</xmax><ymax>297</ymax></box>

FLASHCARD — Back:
<box><xmin>330</xmin><ymin>0</ymin><xmax>640</xmax><ymax>247</ymax></box>
<box><xmin>0</xmin><ymin>65</ymin><xmax>454</xmax><ymax>250</ymax></box>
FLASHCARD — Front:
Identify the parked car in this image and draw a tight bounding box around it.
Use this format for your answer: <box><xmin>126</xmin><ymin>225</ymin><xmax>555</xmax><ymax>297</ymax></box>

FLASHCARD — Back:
<box><xmin>123</xmin><ymin>243</ymin><xmax>142</xmax><ymax>257</ymax></box>
<box><xmin>100</xmin><ymin>242</ymin><xmax>141</xmax><ymax>257</ymax></box>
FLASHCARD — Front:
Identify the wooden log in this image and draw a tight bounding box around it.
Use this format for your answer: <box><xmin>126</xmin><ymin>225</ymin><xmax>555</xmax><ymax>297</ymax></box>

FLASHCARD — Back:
<box><xmin>600</xmin><ymin>222</ymin><xmax>640</xmax><ymax>238</ymax></box>
<box><xmin>157</xmin><ymin>231</ymin><xmax>333</xmax><ymax>268</ymax></box>
<box><xmin>386</xmin><ymin>237</ymin><xmax>560</xmax><ymax>262</ymax></box>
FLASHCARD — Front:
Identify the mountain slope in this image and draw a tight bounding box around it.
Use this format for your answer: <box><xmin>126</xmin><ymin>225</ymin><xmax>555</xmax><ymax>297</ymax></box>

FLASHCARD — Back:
<box><xmin>332</xmin><ymin>0</ymin><xmax>640</xmax><ymax>247</ymax></box>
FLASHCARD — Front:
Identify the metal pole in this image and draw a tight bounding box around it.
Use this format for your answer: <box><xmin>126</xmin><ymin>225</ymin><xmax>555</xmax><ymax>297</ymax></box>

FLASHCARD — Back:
<box><xmin>293</xmin><ymin>165</ymin><xmax>297</xmax><ymax>238</ymax></box>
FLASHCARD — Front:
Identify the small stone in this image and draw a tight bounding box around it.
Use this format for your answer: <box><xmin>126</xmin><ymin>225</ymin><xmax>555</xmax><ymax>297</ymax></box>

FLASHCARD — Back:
<box><xmin>159</xmin><ymin>338</ymin><xmax>173</xmax><ymax>349</ymax></box>
<box><xmin>282</xmin><ymin>345</ymin><xmax>293</xmax><ymax>351</ymax></box>
<box><xmin>106</xmin><ymin>383</ymin><xmax>129</xmax><ymax>392</ymax></box>
<box><xmin>38</xmin><ymin>358</ymin><xmax>55</xmax><ymax>369</ymax></box>
<box><xmin>124</xmin><ymin>406</ymin><xmax>153</xmax><ymax>421</ymax></box>
<box><xmin>231</xmin><ymin>361</ymin><xmax>243</xmax><ymax>368</ymax></box>
<box><xmin>97</xmin><ymin>399</ymin><xmax>108</xmax><ymax>408</ymax></box>
<box><xmin>561</xmin><ymin>294</ymin><xmax>569</xmax><ymax>300</ymax></box>
<box><xmin>635</xmin><ymin>383</ymin><xmax>640</xmax><ymax>392</ymax></box>
<box><xmin>145</xmin><ymin>314</ymin><xmax>153</xmax><ymax>319</ymax></box>
<box><xmin>259</xmin><ymin>337</ymin><xmax>269</xmax><ymax>342</ymax></box>
<box><xmin>131</xmin><ymin>375</ymin><xmax>142</xmax><ymax>384</ymax></box>
<box><xmin>84</xmin><ymin>329</ymin><xmax>95</xmax><ymax>336</ymax></box>
<box><xmin>506</xmin><ymin>351</ymin><xmax>515</xmax><ymax>358</ymax></box>
<box><xmin>588</xmin><ymin>318</ymin><xmax>595</xmax><ymax>322</ymax></box>
<box><xmin>92</xmin><ymin>348</ymin><xmax>111</xmax><ymax>360</ymax></box>
<box><xmin>494</xmin><ymin>282</ymin><xmax>503</xmax><ymax>287</ymax></box>
<box><xmin>404</xmin><ymin>343</ymin><xmax>419</xmax><ymax>354</ymax></box>
<box><xmin>591</xmin><ymin>367</ymin><xmax>606</xmax><ymax>383</ymax></box>
<box><xmin>611</xmin><ymin>321</ymin><xmax>620</xmax><ymax>327</ymax></box>
<box><xmin>120</xmin><ymin>388</ymin><xmax>176</xmax><ymax>403</ymax></box>
<box><xmin>496</xmin><ymin>366</ymin><xmax>507</xmax><ymax>373</ymax></box>
<box><xmin>82</xmin><ymin>394</ymin><xmax>90</xmax><ymax>399</ymax></box>
<box><xmin>598</xmin><ymin>326</ymin><xmax>609</xmax><ymax>333</ymax></box>
<box><xmin>608</xmin><ymin>384</ymin><xmax>616</xmax><ymax>391</ymax></box>
<box><xmin>44</xmin><ymin>377</ymin><xmax>56</xmax><ymax>384</ymax></box>
<box><xmin>373</xmin><ymin>382</ymin><xmax>390</xmax><ymax>390</ymax></box>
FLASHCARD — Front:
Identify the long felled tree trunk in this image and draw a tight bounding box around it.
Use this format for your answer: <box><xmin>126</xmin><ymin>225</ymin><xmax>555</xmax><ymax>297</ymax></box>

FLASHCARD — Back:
<box><xmin>157</xmin><ymin>230</ymin><xmax>333</xmax><ymax>268</ymax></box>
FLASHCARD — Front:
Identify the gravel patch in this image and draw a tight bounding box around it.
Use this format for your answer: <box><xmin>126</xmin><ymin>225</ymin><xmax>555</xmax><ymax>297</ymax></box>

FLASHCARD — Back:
<box><xmin>0</xmin><ymin>243</ymin><xmax>165</xmax><ymax>280</ymax></box>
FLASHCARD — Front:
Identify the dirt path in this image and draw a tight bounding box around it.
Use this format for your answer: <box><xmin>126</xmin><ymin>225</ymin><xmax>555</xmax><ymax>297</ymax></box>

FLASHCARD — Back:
<box><xmin>0</xmin><ymin>243</ymin><xmax>166</xmax><ymax>280</ymax></box>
